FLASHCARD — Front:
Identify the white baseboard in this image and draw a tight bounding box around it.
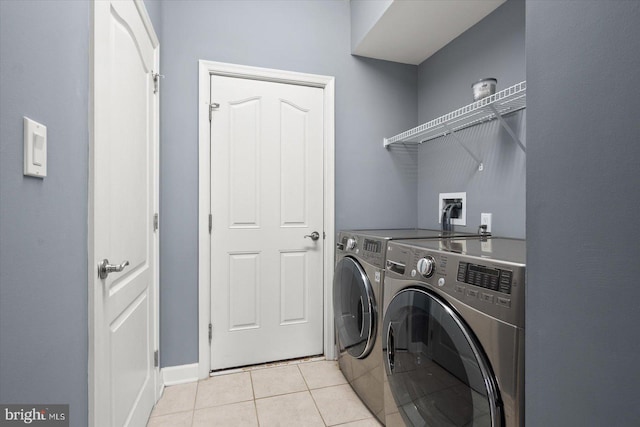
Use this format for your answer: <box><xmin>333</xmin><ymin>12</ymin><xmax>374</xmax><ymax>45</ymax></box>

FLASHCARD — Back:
<box><xmin>161</xmin><ymin>363</ymin><xmax>199</xmax><ymax>386</ymax></box>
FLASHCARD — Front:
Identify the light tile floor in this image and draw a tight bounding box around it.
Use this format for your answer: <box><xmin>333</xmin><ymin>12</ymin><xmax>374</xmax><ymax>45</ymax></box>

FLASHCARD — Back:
<box><xmin>147</xmin><ymin>358</ymin><xmax>382</xmax><ymax>427</ymax></box>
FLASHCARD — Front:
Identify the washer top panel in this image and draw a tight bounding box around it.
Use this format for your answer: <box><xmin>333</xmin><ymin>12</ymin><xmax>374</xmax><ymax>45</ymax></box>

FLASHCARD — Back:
<box><xmin>346</xmin><ymin>228</ymin><xmax>477</xmax><ymax>240</ymax></box>
<box><xmin>392</xmin><ymin>237</ymin><xmax>525</xmax><ymax>266</ymax></box>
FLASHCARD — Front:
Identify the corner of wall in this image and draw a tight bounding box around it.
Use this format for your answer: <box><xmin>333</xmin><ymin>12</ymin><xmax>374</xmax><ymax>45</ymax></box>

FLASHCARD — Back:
<box><xmin>162</xmin><ymin>363</ymin><xmax>200</xmax><ymax>386</ymax></box>
<box><xmin>349</xmin><ymin>0</ymin><xmax>393</xmax><ymax>52</ymax></box>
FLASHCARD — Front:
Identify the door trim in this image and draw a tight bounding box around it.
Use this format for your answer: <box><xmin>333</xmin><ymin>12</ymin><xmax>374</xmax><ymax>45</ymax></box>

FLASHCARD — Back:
<box><xmin>198</xmin><ymin>60</ymin><xmax>335</xmax><ymax>379</ymax></box>
<box><xmin>88</xmin><ymin>0</ymin><xmax>160</xmax><ymax>425</ymax></box>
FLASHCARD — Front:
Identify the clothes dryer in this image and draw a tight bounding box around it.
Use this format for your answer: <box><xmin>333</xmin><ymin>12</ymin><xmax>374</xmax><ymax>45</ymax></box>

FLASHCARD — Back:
<box><xmin>333</xmin><ymin>229</ymin><xmax>479</xmax><ymax>424</ymax></box>
<box><xmin>382</xmin><ymin>237</ymin><xmax>525</xmax><ymax>427</ymax></box>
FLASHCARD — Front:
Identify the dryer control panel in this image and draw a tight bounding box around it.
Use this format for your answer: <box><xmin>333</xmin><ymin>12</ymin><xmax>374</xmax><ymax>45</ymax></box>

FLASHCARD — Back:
<box><xmin>337</xmin><ymin>234</ymin><xmax>385</xmax><ymax>268</ymax></box>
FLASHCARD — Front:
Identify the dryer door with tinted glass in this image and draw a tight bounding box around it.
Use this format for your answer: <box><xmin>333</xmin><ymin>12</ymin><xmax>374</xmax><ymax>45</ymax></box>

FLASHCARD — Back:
<box><xmin>333</xmin><ymin>256</ymin><xmax>376</xmax><ymax>358</ymax></box>
<box><xmin>383</xmin><ymin>288</ymin><xmax>502</xmax><ymax>427</ymax></box>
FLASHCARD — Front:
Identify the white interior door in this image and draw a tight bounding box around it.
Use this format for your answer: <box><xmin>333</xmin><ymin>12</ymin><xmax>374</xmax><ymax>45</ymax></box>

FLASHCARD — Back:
<box><xmin>210</xmin><ymin>75</ymin><xmax>324</xmax><ymax>370</ymax></box>
<box><xmin>90</xmin><ymin>1</ymin><xmax>159</xmax><ymax>426</ymax></box>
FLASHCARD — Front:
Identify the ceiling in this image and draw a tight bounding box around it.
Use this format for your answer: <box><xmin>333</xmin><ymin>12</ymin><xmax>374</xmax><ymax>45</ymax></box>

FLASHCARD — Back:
<box><xmin>352</xmin><ymin>0</ymin><xmax>506</xmax><ymax>65</ymax></box>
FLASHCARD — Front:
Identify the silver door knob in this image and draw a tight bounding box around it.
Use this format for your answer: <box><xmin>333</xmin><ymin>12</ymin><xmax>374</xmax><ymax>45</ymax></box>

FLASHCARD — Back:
<box><xmin>304</xmin><ymin>231</ymin><xmax>320</xmax><ymax>241</ymax></box>
<box><xmin>98</xmin><ymin>259</ymin><xmax>130</xmax><ymax>279</ymax></box>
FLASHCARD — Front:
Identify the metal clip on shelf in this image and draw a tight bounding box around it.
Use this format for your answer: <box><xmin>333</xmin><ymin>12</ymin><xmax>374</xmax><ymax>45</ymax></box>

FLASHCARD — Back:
<box><xmin>383</xmin><ymin>81</ymin><xmax>526</xmax><ymax>171</ymax></box>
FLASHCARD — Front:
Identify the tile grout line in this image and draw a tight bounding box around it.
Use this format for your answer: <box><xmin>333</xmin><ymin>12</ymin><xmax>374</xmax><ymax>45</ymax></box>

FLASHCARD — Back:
<box><xmin>298</xmin><ymin>363</ymin><xmax>312</xmax><ymax>392</ymax></box>
<box><xmin>152</xmin><ymin>359</ymin><xmax>358</xmax><ymax>427</ymax></box>
<box><xmin>249</xmin><ymin>370</ymin><xmax>262</xmax><ymax>427</ymax></box>
<box><xmin>300</xmin><ymin>364</ymin><xmax>330</xmax><ymax>427</ymax></box>
<box><xmin>149</xmin><ymin>383</ymin><xmax>199</xmax><ymax>420</ymax></box>
<box><xmin>190</xmin><ymin>379</ymin><xmax>199</xmax><ymax>427</ymax></box>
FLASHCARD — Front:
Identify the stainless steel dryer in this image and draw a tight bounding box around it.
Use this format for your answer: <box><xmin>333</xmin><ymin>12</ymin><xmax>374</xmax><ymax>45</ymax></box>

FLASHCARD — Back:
<box><xmin>333</xmin><ymin>229</ymin><xmax>479</xmax><ymax>424</ymax></box>
<box><xmin>382</xmin><ymin>237</ymin><xmax>525</xmax><ymax>427</ymax></box>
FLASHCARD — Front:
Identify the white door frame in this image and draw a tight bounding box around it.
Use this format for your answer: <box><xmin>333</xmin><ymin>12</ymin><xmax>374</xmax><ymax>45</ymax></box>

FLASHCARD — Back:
<box><xmin>88</xmin><ymin>0</ymin><xmax>161</xmax><ymax>424</ymax></box>
<box><xmin>198</xmin><ymin>60</ymin><xmax>335</xmax><ymax>379</ymax></box>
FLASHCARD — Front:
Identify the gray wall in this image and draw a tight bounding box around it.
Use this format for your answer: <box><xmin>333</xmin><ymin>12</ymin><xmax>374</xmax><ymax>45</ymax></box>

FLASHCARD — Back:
<box><xmin>144</xmin><ymin>0</ymin><xmax>163</xmax><ymax>40</ymax></box>
<box><xmin>158</xmin><ymin>0</ymin><xmax>417</xmax><ymax>367</ymax></box>
<box><xmin>0</xmin><ymin>1</ymin><xmax>89</xmax><ymax>426</ymax></box>
<box><xmin>416</xmin><ymin>0</ymin><xmax>526</xmax><ymax>238</ymax></box>
<box><xmin>9</xmin><ymin>1</ymin><xmax>638</xmax><ymax>425</ymax></box>
<box><xmin>0</xmin><ymin>2</ymin><xmax>160</xmax><ymax>426</ymax></box>
<box><xmin>526</xmin><ymin>1</ymin><xmax>640</xmax><ymax>425</ymax></box>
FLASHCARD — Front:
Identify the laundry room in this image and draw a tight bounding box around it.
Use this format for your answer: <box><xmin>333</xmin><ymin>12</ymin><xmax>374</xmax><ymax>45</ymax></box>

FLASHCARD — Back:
<box><xmin>1</xmin><ymin>1</ymin><xmax>639</xmax><ymax>427</ymax></box>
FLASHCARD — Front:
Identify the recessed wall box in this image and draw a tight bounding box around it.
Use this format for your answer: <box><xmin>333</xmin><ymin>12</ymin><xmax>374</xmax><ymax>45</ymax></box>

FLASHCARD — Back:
<box><xmin>439</xmin><ymin>192</ymin><xmax>466</xmax><ymax>226</ymax></box>
<box><xmin>24</xmin><ymin>117</ymin><xmax>47</xmax><ymax>178</ymax></box>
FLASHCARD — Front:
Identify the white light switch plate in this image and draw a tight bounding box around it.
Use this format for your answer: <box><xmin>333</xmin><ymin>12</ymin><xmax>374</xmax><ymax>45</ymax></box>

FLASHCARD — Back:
<box><xmin>24</xmin><ymin>117</ymin><xmax>47</xmax><ymax>178</ymax></box>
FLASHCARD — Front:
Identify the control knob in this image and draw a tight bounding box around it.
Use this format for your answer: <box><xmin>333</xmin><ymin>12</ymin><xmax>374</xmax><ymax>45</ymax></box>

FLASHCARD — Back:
<box><xmin>346</xmin><ymin>238</ymin><xmax>357</xmax><ymax>250</ymax></box>
<box><xmin>416</xmin><ymin>256</ymin><xmax>435</xmax><ymax>277</ymax></box>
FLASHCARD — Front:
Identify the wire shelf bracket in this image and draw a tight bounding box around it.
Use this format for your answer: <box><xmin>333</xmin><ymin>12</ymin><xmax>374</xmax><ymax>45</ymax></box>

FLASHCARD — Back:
<box><xmin>443</xmin><ymin>123</ymin><xmax>484</xmax><ymax>171</ymax></box>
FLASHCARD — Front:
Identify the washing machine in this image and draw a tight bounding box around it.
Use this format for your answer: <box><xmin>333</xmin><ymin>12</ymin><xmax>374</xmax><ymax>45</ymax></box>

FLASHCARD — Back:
<box><xmin>382</xmin><ymin>237</ymin><xmax>525</xmax><ymax>427</ymax></box>
<box><xmin>333</xmin><ymin>229</ymin><xmax>481</xmax><ymax>424</ymax></box>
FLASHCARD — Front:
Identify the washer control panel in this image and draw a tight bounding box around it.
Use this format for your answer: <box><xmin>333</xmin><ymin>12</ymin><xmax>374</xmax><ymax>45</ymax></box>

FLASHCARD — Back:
<box><xmin>346</xmin><ymin>238</ymin><xmax>357</xmax><ymax>250</ymax></box>
<box><xmin>385</xmin><ymin>239</ymin><xmax>526</xmax><ymax>327</ymax></box>
<box><xmin>416</xmin><ymin>256</ymin><xmax>435</xmax><ymax>277</ymax></box>
<box><xmin>457</xmin><ymin>262</ymin><xmax>513</xmax><ymax>294</ymax></box>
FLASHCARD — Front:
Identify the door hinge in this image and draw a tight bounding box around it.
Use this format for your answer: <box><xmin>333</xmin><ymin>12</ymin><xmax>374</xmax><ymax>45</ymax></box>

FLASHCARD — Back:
<box><xmin>208</xmin><ymin>102</ymin><xmax>220</xmax><ymax>121</ymax></box>
<box><xmin>152</xmin><ymin>71</ymin><xmax>164</xmax><ymax>94</ymax></box>
<box><xmin>154</xmin><ymin>350</ymin><xmax>159</xmax><ymax>368</ymax></box>
<box><xmin>153</xmin><ymin>213</ymin><xmax>159</xmax><ymax>231</ymax></box>
<box><xmin>208</xmin><ymin>323</ymin><xmax>212</xmax><ymax>343</ymax></box>
<box><xmin>208</xmin><ymin>214</ymin><xmax>212</xmax><ymax>233</ymax></box>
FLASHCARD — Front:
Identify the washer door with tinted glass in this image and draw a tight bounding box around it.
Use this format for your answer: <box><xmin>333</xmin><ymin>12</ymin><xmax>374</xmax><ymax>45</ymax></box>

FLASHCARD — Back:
<box><xmin>333</xmin><ymin>256</ymin><xmax>376</xmax><ymax>359</ymax></box>
<box><xmin>383</xmin><ymin>288</ymin><xmax>502</xmax><ymax>427</ymax></box>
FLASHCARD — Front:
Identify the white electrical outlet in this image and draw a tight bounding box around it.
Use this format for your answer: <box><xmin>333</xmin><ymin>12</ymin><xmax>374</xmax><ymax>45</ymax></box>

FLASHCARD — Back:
<box><xmin>481</xmin><ymin>213</ymin><xmax>492</xmax><ymax>233</ymax></box>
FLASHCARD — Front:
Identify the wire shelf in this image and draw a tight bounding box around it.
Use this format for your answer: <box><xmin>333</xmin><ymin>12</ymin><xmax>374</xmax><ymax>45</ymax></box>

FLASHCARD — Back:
<box><xmin>384</xmin><ymin>81</ymin><xmax>526</xmax><ymax>147</ymax></box>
